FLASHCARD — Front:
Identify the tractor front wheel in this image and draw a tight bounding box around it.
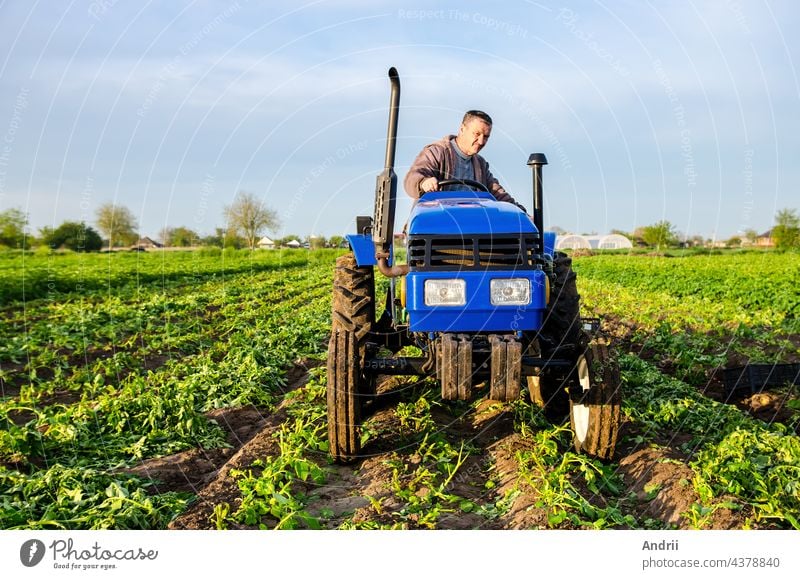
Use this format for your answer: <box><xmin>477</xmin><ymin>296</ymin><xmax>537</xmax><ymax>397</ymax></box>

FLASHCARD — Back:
<box><xmin>569</xmin><ymin>342</ymin><xmax>621</xmax><ymax>460</ymax></box>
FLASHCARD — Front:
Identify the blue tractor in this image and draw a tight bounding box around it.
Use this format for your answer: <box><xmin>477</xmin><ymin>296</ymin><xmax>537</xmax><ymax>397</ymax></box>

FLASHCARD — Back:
<box><xmin>327</xmin><ymin>68</ymin><xmax>621</xmax><ymax>462</ymax></box>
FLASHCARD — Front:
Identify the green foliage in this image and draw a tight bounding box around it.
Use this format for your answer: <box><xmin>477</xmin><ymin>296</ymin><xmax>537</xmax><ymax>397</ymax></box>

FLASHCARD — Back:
<box><xmin>621</xmin><ymin>355</ymin><xmax>800</xmax><ymax>529</ymax></box>
<box><xmin>43</xmin><ymin>221</ymin><xmax>103</xmax><ymax>251</ymax></box>
<box><xmin>0</xmin><ymin>465</ymin><xmax>191</xmax><ymax>529</ymax></box>
<box><xmin>95</xmin><ymin>203</ymin><xmax>138</xmax><ymax>247</ymax></box>
<box><xmin>1</xmin><ymin>248</ymin><xmax>797</xmax><ymax>531</ymax></box>
<box><xmin>576</xmin><ymin>252</ymin><xmax>799</xmax><ymax>388</ymax></box>
<box><xmin>0</xmin><ymin>248</ymin><xmax>339</xmax><ymax>305</ymax></box>
<box><xmin>0</xmin><ymin>249</ymin><xmax>335</xmax><ymax>529</ymax></box>
<box><xmin>575</xmin><ymin>252</ymin><xmax>799</xmax><ymax>321</ymax></box>
<box><xmin>513</xmin><ymin>417</ymin><xmax>637</xmax><ymax>529</ymax></box>
<box><xmin>0</xmin><ymin>208</ymin><xmax>28</xmax><ymax>249</ymax></box>
<box><xmin>640</xmin><ymin>220</ymin><xmax>678</xmax><ymax>249</ymax></box>
<box><xmin>161</xmin><ymin>226</ymin><xmax>199</xmax><ymax>247</ymax></box>
<box><xmin>772</xmin><ymin>208</ymin><xmax>800</xmax><ymax>249</ymax></box>
<box><xmin>221</xmin><ymin>373</ymin><xmax>329</xmax><ymax>530</ymax></box>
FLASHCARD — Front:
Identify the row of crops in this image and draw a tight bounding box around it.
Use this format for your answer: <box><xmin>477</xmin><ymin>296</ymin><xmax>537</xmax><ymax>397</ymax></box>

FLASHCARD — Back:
<box><xmin>574</xmin><ymin>252</ymin><xmax>799</xmax><ymax>386</ymax></box>
<box><xmin>0</xmin><ymin>248</ymin><xmax>798</xmax><ymax>529</ymax></box>
<box><xmin>0</xmin><ymin>249</ymin><xmax>336</xmax><ymax>528</ymax></box>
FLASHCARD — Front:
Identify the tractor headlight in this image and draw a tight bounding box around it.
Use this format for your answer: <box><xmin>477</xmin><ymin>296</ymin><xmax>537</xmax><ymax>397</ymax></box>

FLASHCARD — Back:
<box><xmin>490</xmin><ymin>279</ymin><xmax>530</xmax><ymax>306</ymax></box>
<box><xmin>424</xmin><ymin>279</ymin><xmax>466</xmax><ymax>306</ymax></box>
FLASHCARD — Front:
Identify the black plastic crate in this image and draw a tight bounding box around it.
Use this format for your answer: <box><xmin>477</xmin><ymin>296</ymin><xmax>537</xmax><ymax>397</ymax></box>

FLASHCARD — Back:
<box><xmin>580</xmin><ymin>317</ymin><xmax>602</xmax><ymax>335</ymax></box>
<box><xmin>723</xmin><ymin>363</ymin><xmax>800</xmax><ymax>398</ymax></box>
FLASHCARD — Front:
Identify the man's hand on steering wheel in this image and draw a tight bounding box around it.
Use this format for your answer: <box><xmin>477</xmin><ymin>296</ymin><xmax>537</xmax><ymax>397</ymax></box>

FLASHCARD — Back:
<box><xmin>419</xmin><ymin>177</ymin><xmax>439</xmax><ymax>194</ymax></box>
<box><xmin>436</xmin><ymin>178</ymin><xmax>490</xmax><ymax>193</ymax></box>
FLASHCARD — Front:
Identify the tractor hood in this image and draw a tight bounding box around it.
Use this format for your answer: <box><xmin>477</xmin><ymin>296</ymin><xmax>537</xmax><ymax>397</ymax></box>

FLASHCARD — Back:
<box><xmin>407</xmin><ymin>190</ymin><xmax>537</xmax><ymax>236</ymax></box>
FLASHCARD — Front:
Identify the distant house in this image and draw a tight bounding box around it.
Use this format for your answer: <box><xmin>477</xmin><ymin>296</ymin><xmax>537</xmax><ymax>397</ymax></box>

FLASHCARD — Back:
<box><xmin>756</xmin><ymin>229</ymin><xmax>774</xmax><ymax>247</ymax></box>
<box><xmin>257</xmin><ymin>236</ymin><xmax>276</xmax><ymax>249</ymax></box>
<box><xmin>285</xmin><ymin>239</ymin><xmax>302</xmax><ymax>249</ymax></box>
<box><xmin>133</xmin><ymin>237</ymin><xmax>163</xmax><ymax>250</ymax></box>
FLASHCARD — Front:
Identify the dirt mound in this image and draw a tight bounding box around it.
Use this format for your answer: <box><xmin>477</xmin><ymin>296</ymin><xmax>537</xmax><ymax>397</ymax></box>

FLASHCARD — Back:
<box><xmin>127</xmin><ymin>355</ymin><xmax>764</xmax><ymax>530</ymax></box>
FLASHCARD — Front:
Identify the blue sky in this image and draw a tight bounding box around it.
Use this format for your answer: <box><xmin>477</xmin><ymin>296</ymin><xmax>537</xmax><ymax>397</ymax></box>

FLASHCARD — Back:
<box><xmin>0</xmin><ymin>0</ymin><xmax>797</xmax><ymax>241</ymax></box>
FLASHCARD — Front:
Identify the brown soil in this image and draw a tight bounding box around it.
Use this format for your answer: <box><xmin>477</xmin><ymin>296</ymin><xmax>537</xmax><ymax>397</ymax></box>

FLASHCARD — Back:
<box><xmin>121</xmin><ymin>353</ymin><xmax>755</xmax><ymax>531</ymax></box>
<box><xmin>616</xmin><ymin>445</ymin><xmax>743</xmax><ymax>529</ymax></box>
<box><xmin>7</xmin><ymin>319</ymin><xmax>782</xmax><ymax>530</ymax></box>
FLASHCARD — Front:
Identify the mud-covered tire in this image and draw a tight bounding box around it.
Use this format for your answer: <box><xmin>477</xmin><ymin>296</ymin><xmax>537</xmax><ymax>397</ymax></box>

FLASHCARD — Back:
<box><xmin>327</xmin><ymin>329</ymin><xmax>362</xmax><ymax>462</ymax></box>
<box><xmin>327</xmin><ymin>253</ymin><xmax>374</xmax><ymax>463</ymax></box>
<box><xmin>530</xmin><ymin>252</ymin><xmax>582</xmax><ymax>415</ymax></box>
<box><xmin>569</xmin><ymin>342</ymin><xmax>621</xmax><ymax>460</ymax></box>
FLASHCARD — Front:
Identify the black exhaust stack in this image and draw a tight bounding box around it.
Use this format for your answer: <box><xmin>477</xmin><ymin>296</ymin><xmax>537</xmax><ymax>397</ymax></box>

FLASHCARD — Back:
<box><xmin>527</xmin><ymin>153</ymin><xmax>548</xmax><ymax>246</ymax></box>
<box><xmin>373</xmin><ymin>67</ymin><xmax>400</xmax><ymax>258</ymax></box>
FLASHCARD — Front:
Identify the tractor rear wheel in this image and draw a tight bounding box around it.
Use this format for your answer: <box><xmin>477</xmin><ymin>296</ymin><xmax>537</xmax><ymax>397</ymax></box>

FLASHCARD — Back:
<box><xmin>528</xmin><ymin>252</ymin><xmax>581</xmax><ymax>416</ymax></box>
<box><xmin>327</xmin><ymin>253</ymin><xmax>375</xmax><ymax>463</ymax></box>
<box><xmin>569</xmin><ymin>342</ymin><xmax>621</xmax><ymax>460</ymax></box>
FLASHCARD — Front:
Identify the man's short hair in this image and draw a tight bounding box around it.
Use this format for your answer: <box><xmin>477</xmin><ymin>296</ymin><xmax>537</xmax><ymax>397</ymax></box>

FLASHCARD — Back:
<box><xmin>463</xmin><ymin>110</ymin><xmax>492</xmax><ymax>126</ymax></box>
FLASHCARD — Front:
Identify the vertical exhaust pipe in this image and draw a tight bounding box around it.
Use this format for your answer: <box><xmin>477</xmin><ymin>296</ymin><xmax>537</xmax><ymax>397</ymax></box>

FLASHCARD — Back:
<box><xmin>374</xmin><ymin>67</ymin><xmax>408</xmax><ymax>277</ymax></box>
<box><xmin>527</xmin><ymin>153</ymin><xmax>548</xmax><ymax>248</ymax></box>
<box><xmin>383</xmin><ymin>67</ymin><xmax>400</xmax><ymax>175</ymax></box>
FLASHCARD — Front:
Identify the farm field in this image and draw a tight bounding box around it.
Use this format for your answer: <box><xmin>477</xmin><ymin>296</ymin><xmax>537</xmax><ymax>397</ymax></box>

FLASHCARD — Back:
<box><xmin>1</xmin><ymin>248</ymin><xmax>798</xmax><ymax>530</ymax></box>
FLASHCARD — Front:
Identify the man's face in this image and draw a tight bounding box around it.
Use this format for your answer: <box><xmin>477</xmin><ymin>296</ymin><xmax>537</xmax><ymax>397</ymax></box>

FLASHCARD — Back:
<box><xmin>456</xmin><ymin>118</ymin><xmax>492</xmax><ymax>156</ymax></box>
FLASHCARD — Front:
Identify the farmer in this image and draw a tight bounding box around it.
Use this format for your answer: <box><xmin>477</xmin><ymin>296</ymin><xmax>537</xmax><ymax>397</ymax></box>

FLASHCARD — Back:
<box><xmin>403</xmin><ymin>110</ymin><xmax>525</xmax><ymax>210</ymax></box>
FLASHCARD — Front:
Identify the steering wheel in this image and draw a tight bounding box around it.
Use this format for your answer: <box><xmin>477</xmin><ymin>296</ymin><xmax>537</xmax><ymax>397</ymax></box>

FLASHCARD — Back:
<box><xmin>435</xmin><ymin>178</ymin><xmax>490</xmax><ymax>193</ymax></box>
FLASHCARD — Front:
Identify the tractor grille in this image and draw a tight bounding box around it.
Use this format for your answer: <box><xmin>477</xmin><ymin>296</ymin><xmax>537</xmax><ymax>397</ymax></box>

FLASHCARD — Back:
<box><xmin>407</xmin><ymin>234</ymin><xmax>540</xmax><ymax>270</ymax></box>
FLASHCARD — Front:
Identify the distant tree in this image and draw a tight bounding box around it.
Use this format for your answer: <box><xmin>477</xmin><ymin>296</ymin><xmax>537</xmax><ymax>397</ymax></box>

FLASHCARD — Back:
<box><xmin>547</xmin><ymin>225</ymin><xmax>567</xmax><ymax>236</ymax></box>
<box><xmin>726</xmin><ymin>236</ymin><xmax>742</xmax><ymax>248</ymax></box>
<box><xmin>689</xmin><ymin>235</ymin><xmax>705</xmax><ymax>247</ymax></box>
<box><xmin>38</xmin><ymin>226</ymin><xmax>54</xmax><ymax>246</ymax></box>
<box><xmin>161</xmin><ymin>226</ymin><xmax>199</xmax><ymax>247</ymax></box>
<box><xmin>772</xmin><ymin>208</ymin><xmax>800</xmax><ymax>249</ymax></box>
<box><xmin>223</xmin><ymin>231</ymin><xmax>244</xmax><ymax>249</ymax></box>
<box><xmin>743</xmin><ymin>228</ymin><xmax>758</xmax><ymax>245</ymax></box>
<box><xmin>641</xmin><ymin>220</ymin><xmax>678</xmax><ymax>250</ymax></box>
<box><xmin>200</xmin><ymin>228</ymin><xmax>226</xmax><ymax>248</ymax></box>
<box><xmin>307</xmin><ymin>235</ymin><xmax>326</xmax><ymax>250</ymax></box>
<box><xmin>0</xmin><ymin>208</ymin><xmax>29</xmax><ymax>249</ymax></box>
<box><xmin>96</xmin><ymin>203</ymin><xmax>138</xmax><ymax>247</ymax></box>
<box><xmin>328</xmin><ymin>235</ymin><xmax>345</xmax><ymax>249</ymax></box>
<box><xmin>44</xmin><ymin>221</ymin><xmax>103</xmax><ymax>251</ymax></box>
<box><xmin>224</xmin><ymin>191</ymin><xmax>279</xmax><ymax>250</ymax></box>
<box><xmin>609</xmin><ymin>229</ymin><xmax>633</xmax><ymax>240</ymax></box>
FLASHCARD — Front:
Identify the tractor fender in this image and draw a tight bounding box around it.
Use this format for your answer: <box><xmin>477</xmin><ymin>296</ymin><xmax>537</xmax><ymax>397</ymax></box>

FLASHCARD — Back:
<box><xmin>346</xmin><ymin>234</ymin><xmax>377</xmax><ymax>267</ymax></box>
<box><xmin>346</xmin><ymin>234</ymin><xmax>394</xmax><ymax>267</ymax></box>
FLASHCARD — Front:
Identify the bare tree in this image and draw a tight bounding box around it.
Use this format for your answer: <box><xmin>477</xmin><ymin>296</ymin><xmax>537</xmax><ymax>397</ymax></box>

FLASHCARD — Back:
<box><xmin>96</xmin><ymin>203</ymin><xmax>138</xmax><ymax>247</ymax></box>
<box><xmin>224</xmin><ymin>191</ymin><xmax>280</xmax><ymax>250</ymax></box>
